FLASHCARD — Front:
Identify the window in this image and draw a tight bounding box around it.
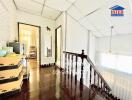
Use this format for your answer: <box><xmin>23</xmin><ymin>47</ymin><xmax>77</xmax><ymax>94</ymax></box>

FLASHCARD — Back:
<box><xmin>100</xmin><ymin>53</ymin><xmax>132</xmax><ymax>74</ymax></box>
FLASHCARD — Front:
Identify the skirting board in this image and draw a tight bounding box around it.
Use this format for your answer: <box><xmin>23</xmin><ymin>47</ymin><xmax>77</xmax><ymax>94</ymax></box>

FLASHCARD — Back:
<box><xmin>40</xmin><ymin>63</ymin><xmax>55</xmax><ymax>67</ymax></box>
<box><xmin>41</xmin><ymin>63</ymin><xmax>64</xmax><ymax>72</ymax></box>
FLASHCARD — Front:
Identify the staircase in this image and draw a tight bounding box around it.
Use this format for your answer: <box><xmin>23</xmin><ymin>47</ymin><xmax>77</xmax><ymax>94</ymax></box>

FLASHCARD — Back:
<box><xmin>63</xmin><ymin>50</ymin><xmax>120</xmax><ymax>100</ymax></box>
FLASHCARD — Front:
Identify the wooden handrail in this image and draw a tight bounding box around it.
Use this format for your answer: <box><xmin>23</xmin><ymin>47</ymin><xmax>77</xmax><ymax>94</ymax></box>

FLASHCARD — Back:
<box><xmin>63</xmin><ymin>50</ymin><xmax>87</xmax><ymax>59</ymax></box>
<box><xmin>63</xmin><ymin>50</ymin><xmax>111</xmax><ymax>92</ymax></box>
<box><xmin>86</xmin><ymin>56</ymin><xmax>111</xmax><ymax>91</ymax></box>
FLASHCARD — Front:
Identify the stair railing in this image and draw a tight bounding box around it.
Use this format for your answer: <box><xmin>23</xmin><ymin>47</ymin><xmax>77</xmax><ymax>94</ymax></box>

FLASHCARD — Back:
<box><xmin>63</xmin><ymin>50</ymin><xmax>111</xmax><ymax>93</ymax></box>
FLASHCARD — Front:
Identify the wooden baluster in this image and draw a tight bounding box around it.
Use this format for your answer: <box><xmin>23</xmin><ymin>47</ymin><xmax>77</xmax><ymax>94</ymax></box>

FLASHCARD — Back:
<box><xmin>71</xmin><ymin>55</ymin><xmax>73</xmax><ymax>96</ymax></box>
<box><xmin>64</xmin><ymin>53</ymin><xmax>67</xmax><ymax>87</ymax></box>
<box><xmin>68</xmin><ymin>54</ymin><xmax>70</xmax><ymax>78</ymax></box>
<box><xmin>102</xmin><ymin>82</ymin><xmax>105</xmax><ymax>93</ymax></box>
<box><xmin>68</xmin><ymin>54</ymin><xmax>70</xmax><ymax>88</ymax></box>
<box><xmin>90</xmin><ymin>65</ymin><xmax>92</xmax><ymax>85</ymax></box>
<box><xmin>101</xmin><ymin>80</ymin><xmax>103</xmax><ymax>89</ymax></box>
<box><xmin>108</xmin><ymin>87</ymin><xmax>110</xmax><ymax>92</ymax></box>
<box><xmin>74</xmin><ymin>55</ymin><xmax>78</xmax><ymax>99</ymax></box>
<box><xmin>105</xmin><ymin>86</ymin><xmax>108</xmax><ymax>98</ymax></box>
<box><xmin>102</xmin><ymin>83</ymin><xmax>105</xmax><ymax>96</ymax></box>
<box><xmin>71</xmin><ymin>55</ymin><xmax>73</xmax><ymax>76</ymax></box>
<box><xmin>80</xmin><ymin>50</ymin><xmax>84</xmax><ymax>86</ymax></box>
<box><xmin>75</xmin><ymin>55</ymin><xmax>78</xmax><ymax>85</ymax></box>
<box><xmin>71</xmin><ymin>71</ymin><xmax>73</xmax><ymax>98</ymax></box>
<box><xmin>74</xmin><ymin>73</ymin><xmax>77</xmax><ymax>100</ymax></box>
<box><xmin>75</xmin><ymin>56</ymin><xmax>78</xmax><ymax>74</ymax></box>
<box><xmin>65</xmin><ymin>53</ymin><xmax>67</xmax><ymax>72</ymax></box>
<box><xmin>80</xmin><ymin>63</ymin><xmax>83</xmax><ymax>85</ymax></box>
<box><xmin>80</xmin><ymin>61</ymin><xmax>84</xmax><ymax>86</ymax></box>
<box><xmin>100</xmin><ymin>82</ymin><xmax>103</xmax><ymax>94</ymax></box>
<box><xmin>98</xmin><ymin>74</ymin><xmax>99</xmax><ymax>86</ymax></box>
<box><xmin>103</xmin><ymin>86</ymin><xmax>106</xmax><ymax>97</ymax></box>
<box><xmin>106</xmin><ymin>85</ymin><xmax>107</xmax><ymax>92</ymax></box>
<box><xmin>103</xmin><ymin>83</ymin><xmax>105</xmax><ymax>91</ymax></box>
<box><xmin>104</xmin><ymin>83</ymin><xmax>106</xmax><ymax>91</ymax></box>
<box><xmin>94</xmin><ymin>70</ymin><xmax>96</xmax><ymax>85</ymax></box>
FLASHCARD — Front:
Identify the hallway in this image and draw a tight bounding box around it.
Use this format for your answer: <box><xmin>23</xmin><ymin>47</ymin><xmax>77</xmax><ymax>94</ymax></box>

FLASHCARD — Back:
<box><xmin>1</xmin><ymin>65</ymin><xmax>103</xmax><ymax>100</ymax></box>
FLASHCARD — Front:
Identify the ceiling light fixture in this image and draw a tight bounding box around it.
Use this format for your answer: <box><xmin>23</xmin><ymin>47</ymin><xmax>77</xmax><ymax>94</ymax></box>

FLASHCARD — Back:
<box><xmin>109</xmin><ymin>26</ymin><xmax>114</xmax><ymax>53</ymax></box>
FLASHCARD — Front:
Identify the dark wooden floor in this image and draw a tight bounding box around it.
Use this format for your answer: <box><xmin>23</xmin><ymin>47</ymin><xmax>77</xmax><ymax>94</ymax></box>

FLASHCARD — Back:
<box><xmin>0</xmin><ymin>60</ymin><xmax>104</xmax><ymax>100</ymax></box>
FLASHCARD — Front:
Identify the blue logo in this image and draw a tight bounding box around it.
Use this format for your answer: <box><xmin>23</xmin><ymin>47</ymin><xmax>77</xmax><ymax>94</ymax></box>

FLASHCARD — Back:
<box><xmin>110</xmin><ymin>5</ymin><xmax>125</xmax><ymax>16</ymax></box>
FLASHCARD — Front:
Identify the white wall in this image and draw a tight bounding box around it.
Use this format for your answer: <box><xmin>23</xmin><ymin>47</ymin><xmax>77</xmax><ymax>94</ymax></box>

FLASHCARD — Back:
<box><xmin>0</xmin><ymin>0</ymin><xmax>17</xmax><ymax>46</ymax></box>
<box><xmin>66</xmin><ymin>14</ymin><xmax>88</xmax><ymax>54</ymax></box>
<box><xmin>55</xmin><ymin>12</ymin><xmax>66</xmax><ymax>67</ymax></box>
<box><xmin>55</xmin><ymin>12</ymin><xmax>66</xmax><ymax>51</ymax></box>
<box><xmin>16</xmin><ymin>11</ymin><xmax>55</xmax><ymax>64</ymax></box>
<box><xmin>88</xmin><ymin>31</ymin><xmax>96</xmax><ymax>63</ymax></box>
<box><xmin>96</xmin><ymin>34</ymin><xmax>132</xmax><ymax>56</ymax></box>
<box><xmin>55</xmin><ymin>12</ymin><xmax>97</xmax><ymax>67</ymax></box>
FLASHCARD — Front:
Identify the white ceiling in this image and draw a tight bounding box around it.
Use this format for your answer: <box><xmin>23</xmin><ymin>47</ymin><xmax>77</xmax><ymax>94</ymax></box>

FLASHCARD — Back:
<box><xmin>13</xmin><ymin>0</ymin><xmax>132</xmax><ymax>37</ymax></box>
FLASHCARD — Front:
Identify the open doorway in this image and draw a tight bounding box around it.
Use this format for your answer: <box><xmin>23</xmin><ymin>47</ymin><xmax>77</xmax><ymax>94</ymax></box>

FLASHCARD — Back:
<box><xmin>55</xmin><ymin>26</ymin><xmax>62</xmax><ymax>67</ymax></box>
<box><xmin>18</xmin><ymin>22</ymin><xmax>41</xmax><ymax>69</ymax></box>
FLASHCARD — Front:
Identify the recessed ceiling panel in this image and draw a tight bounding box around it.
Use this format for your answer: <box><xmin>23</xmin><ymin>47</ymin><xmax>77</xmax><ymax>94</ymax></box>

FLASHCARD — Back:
<box><xmin>42</xmin><ymin>6</ymin><xmax>61</xmax><ymax>20</ymax></box>
<box><xmin>45</xmin><ymin>0</ymin><xmax>71</xmax><ymax>11</ymax></box>
<box><xmin>85</xmin><ymin>8</ymin><xmax>111</xmax><ymax>35</ymax></box>
<box><xmin>18</xmin><ymin>6</ymin><xmax>41</xmax><ymax>16</ymax></box>
<box><xmin>67</xmin><ymin>6</ymin><xmax>83</xmax><ymax>20</ymax></box>
<box><xmin>15</xmin><ymin>0</ymin><xmax>42</xmax><ymax>14</ymax></box>
<box><xmin>79</xmin><ymin>18</ymin><xmax>95</xmax><ymax>31</ymax></box>
<box><xmin>32</xmin><ymin>0</ymin><xmax>44</xmax><ymax>4</ymax></box>
<box><xmin>75</xmin><ymin>0</ymin><xmax>107</xmax><ymax>16</ymax></box>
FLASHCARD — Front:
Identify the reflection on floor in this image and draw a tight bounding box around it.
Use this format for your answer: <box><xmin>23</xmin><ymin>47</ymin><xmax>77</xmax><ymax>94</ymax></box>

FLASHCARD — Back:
<box><xmin>2</xmin><ymin>61</ymin><xmax>103</xmax><ymax>100</ymax></box>
<box><xmin>28</xmin><ymin>59</ymin><xmax>38</xmax><ymax>69</ymax></box>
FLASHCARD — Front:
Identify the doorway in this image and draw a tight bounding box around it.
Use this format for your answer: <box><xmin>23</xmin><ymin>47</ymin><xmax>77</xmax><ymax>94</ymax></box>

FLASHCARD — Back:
<box><xmin>18</xmin><ymin>22</ymin><xmax>41</xmax><ymax>68</ymax></box>
<box><xmin>55</xmin><ymin>26</ymin><xmax>62</xmax><ymax>67</ymax></box>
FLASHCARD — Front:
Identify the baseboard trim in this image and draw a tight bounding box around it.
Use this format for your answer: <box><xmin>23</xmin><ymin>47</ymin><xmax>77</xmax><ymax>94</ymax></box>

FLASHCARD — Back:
<box><xmin>55</xmin><ymin>65</ymin><xmax>64</xmax><ymax>71</ymax></box>
<box><xmin>40</xmin><ymin>63</ymin><xmax>64</xmax><ymax>71</ymax></box>
<box><xmin>40</xmin><ymin>63</ymin><xmax>55</xmax><ymax>67</ymax></box>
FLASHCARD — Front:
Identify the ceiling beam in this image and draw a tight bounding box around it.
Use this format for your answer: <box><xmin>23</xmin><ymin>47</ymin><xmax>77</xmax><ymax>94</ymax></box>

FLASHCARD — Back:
<box><xmin>41</xmin><ymin>0</ymin><xmax>46</xmax><ymax>15</ymax></box>
<box><xmin>32</xmin><ymin>0</ymin><xmax>61</xmax><ymax>12</ymax></box>
<box><xmin>12</xmin><ymin>0</ymin><xmax>18</xmax><ymax>10</ymax></box>
<box><xmin>18</xmin><ymin>8</ymin><xmax>55</xmax><ymax>20</ymax></box>
<box><xmin>66</xmin><ymin>6</ymin><xmax>103</xmax><ymax>35</ymax></box>
<box><xmin>67</xmin><ymin>12</ymin><xmax>90</xmax><ymax>31</ymax></box>
<box><xmin>55</xmin><ymin>12</ymin><xmax>63</xmax><ymax>21</ymax></box>
<box><xmin>66</xmin><ymin>0</ymin><xmax>78</xmax><ymax>11</ymax></box>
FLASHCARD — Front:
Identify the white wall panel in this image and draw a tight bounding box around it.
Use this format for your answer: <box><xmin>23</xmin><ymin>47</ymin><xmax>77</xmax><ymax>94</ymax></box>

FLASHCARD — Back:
<box><xmin>66</xmin><ymin>15</ymin><xmax>88</xmax><ymax>53</ymax></box>
<box><xmin>55</xmin><ymin>12</ymin><xmax>66</xmax><ymax>67</ymax></box>
<box><xmin>0</xmin><ymin>0</ymin><xmax>17</xmax><ymax>46</ymax></box>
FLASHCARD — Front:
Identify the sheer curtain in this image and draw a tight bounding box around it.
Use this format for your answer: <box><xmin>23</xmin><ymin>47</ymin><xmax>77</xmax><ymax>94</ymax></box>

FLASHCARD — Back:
<box><xmin>97</xmin><ymin>53</ymin><xmax>132</xmax><ymax>100</ymax></box>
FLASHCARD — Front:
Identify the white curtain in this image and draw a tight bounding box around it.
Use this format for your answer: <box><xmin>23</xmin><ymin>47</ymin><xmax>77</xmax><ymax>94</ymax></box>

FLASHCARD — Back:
<box><xmin>97</xmin><ymin>53</ymin><xmax>132</xmax><ymax>100</ymax></box>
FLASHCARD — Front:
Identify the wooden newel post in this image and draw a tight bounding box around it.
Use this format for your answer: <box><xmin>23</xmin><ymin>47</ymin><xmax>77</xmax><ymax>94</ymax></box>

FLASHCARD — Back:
<box><xmin>82</xmin><ymin>49</ymin><xmax>84</xmax><ymax>55</ymax></box>
<box><xmin>80</xmin><ymin>50</ymin><xmax>85</xmax><ymax>86</ymax></box>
